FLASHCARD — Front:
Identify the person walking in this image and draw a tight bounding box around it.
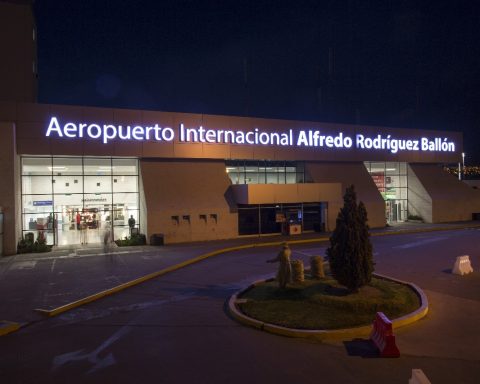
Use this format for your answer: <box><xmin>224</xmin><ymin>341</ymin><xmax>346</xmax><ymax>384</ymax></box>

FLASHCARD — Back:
<box><xmin>103</xmin><ymin>220</ymin><xmax>112</xmax><ymax>253</ymax></box>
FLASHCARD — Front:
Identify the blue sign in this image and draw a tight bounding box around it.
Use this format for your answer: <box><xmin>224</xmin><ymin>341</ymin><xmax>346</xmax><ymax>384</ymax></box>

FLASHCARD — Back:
<box><xmin>33</xmin><ymin>200</ymin><xmax>52</xmax><ymax>206</ymax></box>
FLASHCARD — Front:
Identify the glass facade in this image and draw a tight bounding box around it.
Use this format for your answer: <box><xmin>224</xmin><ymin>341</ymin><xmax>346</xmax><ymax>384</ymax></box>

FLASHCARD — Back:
<box><xmin>364</xmin><ymin>161</ymin><xmax>408</xmax><ymax>222</ymax></box>
<box><xmin>238</xmin><ymin>203</ymin><xmax>326</xmax><ymax>235</ymax></box>
<box><xmin>21</xmin><ymin>157</ymin><xmax>140</xmax><ymax>246</ymax></box>
<box><xmin>226</xmin><ymin>160</ymin><xmax>304</xmax><ymax>184</ymax></box>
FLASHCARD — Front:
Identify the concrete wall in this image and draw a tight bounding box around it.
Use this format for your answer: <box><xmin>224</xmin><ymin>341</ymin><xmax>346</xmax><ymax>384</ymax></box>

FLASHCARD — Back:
<box><xmin>140</xmin><ymin>159</ymin><xmax>238</xmax><ymax>244</ymax></box>
<box><xmin>0</xmin><ymin>122</ymin><xmax>20</xmax><ymax>255</ymax></box>
<box><xmin>305</xmin><ymin>162</ymin><xmax>386</xmax><ymax>228</ymax></box>
<box><xmin>409</xmin><ymin>164</ymin><xmax>480</xmax><ymax>222</ymax></box>
<box><xmin>407</xmin><ymin>164</ymin><xmax>433</xmax><ymax>222</ymax></box>
<box><xmin>0</xmin><ymin>1</ymin><xmax>37</xmax><ymax>103</ymax></box>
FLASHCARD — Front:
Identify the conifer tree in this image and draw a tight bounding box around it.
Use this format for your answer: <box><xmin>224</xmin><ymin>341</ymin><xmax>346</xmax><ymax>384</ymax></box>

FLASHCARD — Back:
<box><xmin>326</xmin><ymin>185</ymin><xmax>374</xmax><ymax>292</ymax></box>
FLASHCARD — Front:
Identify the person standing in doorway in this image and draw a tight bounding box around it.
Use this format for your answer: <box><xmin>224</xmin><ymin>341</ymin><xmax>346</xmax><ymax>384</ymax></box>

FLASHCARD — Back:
<box><xmin>76</xmin><ymin>211</ymin><xmax>81</xmax><ymax>230</ymax></box>
<box><xmin>128</xmin><ymin>215</ymin><xmax>136</xmax><ymax>234</ymax></box>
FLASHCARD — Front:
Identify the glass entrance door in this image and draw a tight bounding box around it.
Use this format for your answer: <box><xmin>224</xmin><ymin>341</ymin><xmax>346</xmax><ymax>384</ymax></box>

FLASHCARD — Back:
<box><xmin>386</xmin><ymin>199</ymin><xmax>406</xmax><ymax>223</ymax></box>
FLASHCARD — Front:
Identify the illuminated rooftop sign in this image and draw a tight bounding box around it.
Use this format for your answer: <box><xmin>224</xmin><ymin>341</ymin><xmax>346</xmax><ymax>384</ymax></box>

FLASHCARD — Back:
<box><xmin>45</xmin><ymin>116</ymin><xmax>456</xmax><ymax>154</ymax></box>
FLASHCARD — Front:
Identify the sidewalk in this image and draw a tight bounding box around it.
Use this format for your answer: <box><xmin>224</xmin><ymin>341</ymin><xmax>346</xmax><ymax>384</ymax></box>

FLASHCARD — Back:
<box><xmin>1</xmin><ymin>221</ymin><xmax>479</xmax><ymax>329</ymax></box>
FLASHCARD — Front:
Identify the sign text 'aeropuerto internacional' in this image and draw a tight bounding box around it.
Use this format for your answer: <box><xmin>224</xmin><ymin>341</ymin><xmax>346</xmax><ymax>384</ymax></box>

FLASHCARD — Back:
<box><xmin>45</xmin><ymin>116</ymin><xmax>456</xmax><ymax>154</ymax></box>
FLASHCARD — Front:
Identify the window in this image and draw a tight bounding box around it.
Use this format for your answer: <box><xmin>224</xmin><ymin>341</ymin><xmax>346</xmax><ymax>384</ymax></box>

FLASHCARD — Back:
<box><xmin>21</xmin><ymin>157</ymin><xmax>140</xmax><ymax>246</ymax></box>
<box><xmin>226</xmin><ymin>160</ymin><xmax>305</xmax><ymax>185</ymax></box>
<box><xmin>365</xmin><ymin>161</ymin><xmax>408</xmax><ymax>222</ymax></box>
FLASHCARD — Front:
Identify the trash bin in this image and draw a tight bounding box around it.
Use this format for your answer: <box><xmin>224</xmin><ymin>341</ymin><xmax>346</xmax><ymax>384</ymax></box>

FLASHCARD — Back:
<box><xmin>150</xmin><ymin>233</ymin><xmax>164</xmax><ymax>246</ymax></box>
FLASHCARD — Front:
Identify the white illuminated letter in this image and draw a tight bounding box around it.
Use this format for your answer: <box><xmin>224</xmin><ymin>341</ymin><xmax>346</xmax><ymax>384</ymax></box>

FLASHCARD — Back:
<box><xmin>103</xmin><ymin>124</ymin><xmax>118</xmax><ymax>143</ymax></box>
<box><xmin>162</xmin><ymin>127</ymin><xmax>175</xmax><ymax>141</ymax></box>
<box><xmin>132</xmin><ymin>126</ymin><xmax>145</xmax><ymax>140</ymax></box>
<box><xmin>63</xmin><ymin>122</ymin><xmax>77</xmax><ymax>138</ymax></box>
<box><xmin>87</xmin><ymin>124</ymin><xmax>102</xmax><ymax>139</ymax></box>
<box><xmin>297</xmin><ymin>131</ymin><xmax>308</xmax><ymax>146</ymax></box>
<box><xmin>46</xmin><ymin>117</ymin><xmax>63</xmax><ymax>137</ymax></box>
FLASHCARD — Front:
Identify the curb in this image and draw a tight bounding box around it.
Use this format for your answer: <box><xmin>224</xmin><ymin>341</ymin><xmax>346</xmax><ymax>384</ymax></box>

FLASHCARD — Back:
<box><xmin>0</xmin><ymin>320</ymin><xmax>21</xmax><ymax>337</ymax></box>
<box><xmin>3</xmin><ymin>222</ymin><xmax>471</xmax><ymax>336</ymax></box>
<box><xmin>227</xmin><ymin>273</ymin><xmax>429</xmax><ymax>342</ymax></box>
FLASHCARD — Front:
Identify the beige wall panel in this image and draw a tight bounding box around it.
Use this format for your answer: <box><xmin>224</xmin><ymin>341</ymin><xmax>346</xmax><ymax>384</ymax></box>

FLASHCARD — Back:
<box><xmin>202</xmin><ymin>144</ymin><xmax>230</xmax><ymax>159</ymax></box>
<box><xmin>50</xmin><ymin>139</ymin><xmax>84</xmax><ymax>156</ymax></box>
<box><xmin>274</xmin><ymin>148</ymin><xmax>298</xmax><ymax>160</ymax></box>
<box><xmin>409</xmin><ymin>164</ymin><xmax>480</xmax><ymax>223</ymax></box>
<box><xmin>83</xmin><ymin>139</ymin><xmax>115</xmax><ymax>157</ymax></box>
<box><xmin>253</xmin><ymin>145</ymin><xmax>275</xmax><ymax>160</ymax></box>
<box><xmin>296</xmin><ymin>184</ymin><xmax>319</xmax><ymax>201</ymax></box>
<box><xmin>82</xmin><ymin>106</ymin><xmax>114</xmax><ymax>123</ymax></box>
<box><xmin>229</xmin><ymin>115</ymin><xmax>254</xmax><ymax>132</ymax></box>
<box><xmin>140</xmin><ymin>160</ymin><xmax>237</xmax><ymax>244</ymax></box>
<box><xmin>142</xmin><ymin>110</ymin><xmax>175</xmax><ymax>127</ymax></box>
<box><xmin>174</xmin><ymin>143</ymin><xmax>203</xmax><ymax>158</ymax></box>
<box><xmin>17</xmin><ymin>137</ymin><xmax>51</xmax><ymax>155</ymax></box>
<box><xmin>49</xmin><ymin>104</ymin><xmax>84</xmax><ymax>122</ymax></box>
<box><xmin>274</xmin><ymin>184</ymin><xmax>299</xmax><ymax>203</ymax></box>
<box><xmin>17</xmin><ymin>103</ymin><xmax>50</xmax><ymax>123</ymax></box>
<box><xmin>114</xmin><ymin>108</ymin><xmax>142</xmax><ymax>124</ymax></box>
<box><xmin>201</xmin><ymin>114</ymin><xmax>231</xmax><ymax>130</ymax></box>
<box><xmin>142</xmin><ymin>142</ymin><xmax>174</xmax><ymax>157</ymax></box>
<box><xmin>173</xmin><ymin>112</ymin><xmax>202</xmax><ymax>132</ymax></box>
<box><xmin>245</xmin><ymin>185</ymin><xmax>278</xmax><ymax>204</ymax></box>
<box><xmin>114</xmin><ymin>141</ymin><xmax>143</xmax><ymax>157</ymax></box>
<box><xmin>15</xmin><ymin>121</ymin><xmax>44</xmax><ymax>138</ymax></box>
<box><xmin>0</xmin><ymin>123</ymin><xmax>18</xmax><ymax>255</ymax></box>
<box><xmin>230</xmin><ymin>145</ymin><xmax>254</xmax><ymax>159</ymax></box>
<box><xmin>231</xmin><ymin>183</ymin><xmax>342</xmax><ymax>206</ymax></box>
<box><xmin>326</xmin><ymin>202</ymin><xmax>343</xmax><ymax>231</ymax></box>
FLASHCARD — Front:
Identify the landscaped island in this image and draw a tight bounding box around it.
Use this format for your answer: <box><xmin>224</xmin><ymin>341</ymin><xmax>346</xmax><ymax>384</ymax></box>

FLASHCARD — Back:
<box><xmin>237</xmin><ymin>272</ymin><xmax>421</xmax><ymax>330</ymax></box>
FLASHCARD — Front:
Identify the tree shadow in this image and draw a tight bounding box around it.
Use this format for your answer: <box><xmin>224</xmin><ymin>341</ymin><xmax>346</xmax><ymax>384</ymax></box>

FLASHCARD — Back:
<box><xmin>343</xmin><ymin>338</ymin><xmax>379</xmax><ymax>358</ymax></box>
<box><xmin>324</xmin><ymin>284</ymin><xmax>350</xmax><ymax>297</ymax></box>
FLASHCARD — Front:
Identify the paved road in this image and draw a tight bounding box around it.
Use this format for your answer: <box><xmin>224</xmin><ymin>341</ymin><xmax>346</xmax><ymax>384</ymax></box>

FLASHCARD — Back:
<box><xmin>1</xmin><ymin>229</ymin><xmax>479</xmax><ymax>383</ymax></box>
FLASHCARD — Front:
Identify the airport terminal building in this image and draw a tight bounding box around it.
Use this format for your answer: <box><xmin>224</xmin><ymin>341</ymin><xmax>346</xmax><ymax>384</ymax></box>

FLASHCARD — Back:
<box><xmin>1</xmin><ymin>1</ymin><xmax>480</xmax><ymax>255</ymax></box>
<box><xmin>1</xmin><ymin>101</ymin><xmax>480</xmax><ymax>256</ymax></box>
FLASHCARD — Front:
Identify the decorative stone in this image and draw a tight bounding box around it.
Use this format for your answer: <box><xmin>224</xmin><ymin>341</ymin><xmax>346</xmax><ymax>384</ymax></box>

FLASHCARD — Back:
<box><xmin>291</xmin><ymin>259</ymin><xmax>304</xmax><ymax>283</ymax></box>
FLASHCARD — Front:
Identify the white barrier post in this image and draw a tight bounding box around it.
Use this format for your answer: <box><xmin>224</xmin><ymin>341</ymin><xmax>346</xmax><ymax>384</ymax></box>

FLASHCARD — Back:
<box><xmin>409</xmin><ymin>369</ymin><xmax>431</xmax><ymax>384</ymax></box>
<box><xmin>452</xmin><ymin>255</ymin><xmax>474</xmax><ymax>275</ymax></box>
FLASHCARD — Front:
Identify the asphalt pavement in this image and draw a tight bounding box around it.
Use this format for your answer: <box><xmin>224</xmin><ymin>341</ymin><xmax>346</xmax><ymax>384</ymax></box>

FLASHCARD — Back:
<box><xmin>0</xmin><ymin>222</ymin><xmax>479</xmax><ymax>383</ymax></box>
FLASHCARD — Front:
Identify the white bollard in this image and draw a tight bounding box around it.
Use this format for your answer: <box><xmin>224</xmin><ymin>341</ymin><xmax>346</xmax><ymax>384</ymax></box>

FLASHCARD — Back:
<box><xmin>409</xmin><ymin>369</ymin><xmax>431</xmax><ymax>384</ymax></box>
<box><xmin>452</xmin><ymin>255</ymin><xmax>474</xmax><ymax>276</ymax></box>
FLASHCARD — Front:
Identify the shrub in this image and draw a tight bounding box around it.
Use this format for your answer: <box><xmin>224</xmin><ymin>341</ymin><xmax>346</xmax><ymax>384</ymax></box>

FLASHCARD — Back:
<box><xmin>326</xmin><ymin>185</ymin><xmax>374</xmax><ymax>293</ymax></box>
<box><xmin>407</xmin><ymin>214</ymin><xmax>423</xmax><ymax>221</ymax></box>
<box><xmin>115</xmin><ymin>233</ymin><xmax>146</xmax><ymax>247</ymax></box>
<box><xmin>17</xmin><ymin>232</ymin><xmax>52</xmax><ymax>253</ymax></box>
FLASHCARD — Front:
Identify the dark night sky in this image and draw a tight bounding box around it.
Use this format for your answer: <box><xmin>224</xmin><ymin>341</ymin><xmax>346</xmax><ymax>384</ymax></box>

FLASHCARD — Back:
<box><xmin>34</xmin><ymin>0</ymin><xmax>480</xmax><ymax>163</ymax></box>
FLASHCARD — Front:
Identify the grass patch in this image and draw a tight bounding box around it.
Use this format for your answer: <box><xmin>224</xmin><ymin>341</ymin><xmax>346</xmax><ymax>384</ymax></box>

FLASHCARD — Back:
<box><xmin>239</xmin><ymin>273</ymin><xmax>420</xmax><ymax>330</ymax></box>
